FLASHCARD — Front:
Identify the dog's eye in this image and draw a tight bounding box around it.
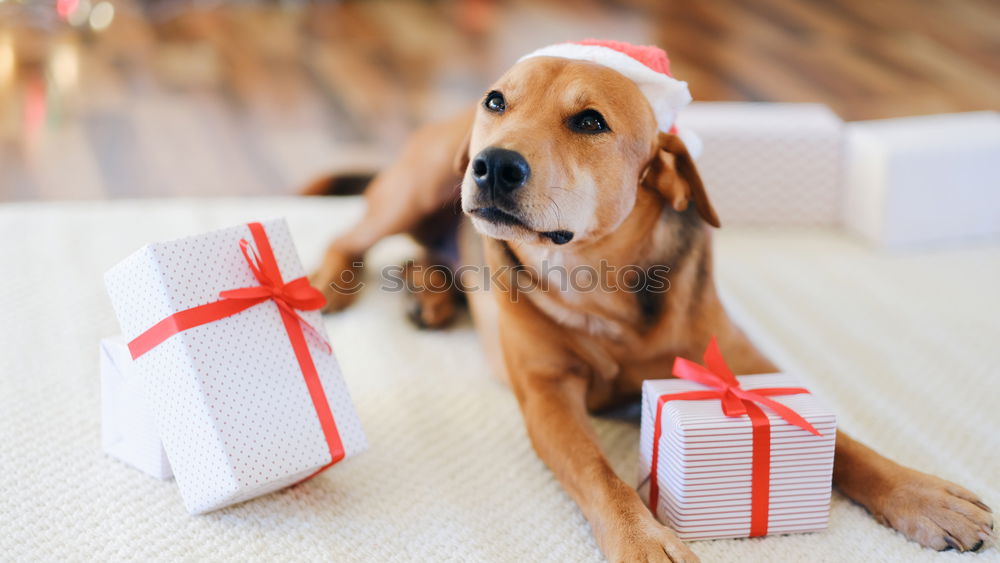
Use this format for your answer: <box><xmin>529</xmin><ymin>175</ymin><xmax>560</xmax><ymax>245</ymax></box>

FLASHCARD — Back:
<box><xmin>484</xmin><ymin>91</ymin><xmax>506</xmax><ymax>113</ymax></box>
<box><xmin>569</xmin><ymin>110</ymin><xmax>609</xmax><ymax>134</ymax></box>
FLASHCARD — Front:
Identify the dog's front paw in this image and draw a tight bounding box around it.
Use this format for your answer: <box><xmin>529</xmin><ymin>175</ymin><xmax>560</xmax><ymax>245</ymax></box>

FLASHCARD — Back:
<box><xmin>402</xmin><ymin>260</ymin><xmax>458</xmax><ymax>329</ymax></box>
<box><xmin>603</xmin><ymin>517</ymin><xmax>699</xmax><ymax>563</ymax></box>
<box><xmin>309</xmin><ymin>246</ymin><xmax>364</xmax><ymax>313</ymax></box>
<box><xmin>872</xmin><ymin>469</ymin><xmax>993</xmax><ymax>552</ymax></box>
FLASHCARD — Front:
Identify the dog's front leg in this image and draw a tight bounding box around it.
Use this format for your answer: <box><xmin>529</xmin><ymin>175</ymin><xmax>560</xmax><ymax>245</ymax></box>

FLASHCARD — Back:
<box><xmin>833</xmin><ymin>430</ymin><xmax>993</xmax><ymax>551</ymax></box>
<box><xmin>511</xmin><ymin>373</ymin><xmax>698</xmax><ymax>563</ymax></box>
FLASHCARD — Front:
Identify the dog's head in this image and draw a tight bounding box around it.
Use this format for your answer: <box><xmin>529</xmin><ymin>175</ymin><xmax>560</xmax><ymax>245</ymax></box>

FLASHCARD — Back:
<box><xmin>457</xmin><ymin>55</ymin><xmax>719</xmax><ymax>248</ymax></box>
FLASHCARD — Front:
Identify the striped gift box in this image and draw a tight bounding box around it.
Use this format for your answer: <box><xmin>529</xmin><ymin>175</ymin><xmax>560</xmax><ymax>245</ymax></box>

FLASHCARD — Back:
<box><xmin>639</xmin><ymin>361</ymin><xmax>837</xmax><ymax>540</ymax></box>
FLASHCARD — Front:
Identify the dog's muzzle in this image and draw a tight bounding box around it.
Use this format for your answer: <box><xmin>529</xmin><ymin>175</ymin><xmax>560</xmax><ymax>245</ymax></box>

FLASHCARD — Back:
<box><xmin>467</xmin><ymin>147</ymin><xmax>573</xmax><ymax>245</ymax></box>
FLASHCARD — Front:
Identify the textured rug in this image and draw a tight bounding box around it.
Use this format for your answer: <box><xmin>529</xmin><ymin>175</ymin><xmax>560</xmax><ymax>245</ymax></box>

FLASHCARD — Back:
<box><xmin>1</xmin><ymin>197</ymin><xmax>997</xmax><ymax>562</ymax></box>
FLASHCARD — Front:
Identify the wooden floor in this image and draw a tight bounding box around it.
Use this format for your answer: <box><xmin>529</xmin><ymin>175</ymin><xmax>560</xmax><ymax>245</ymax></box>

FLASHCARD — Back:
<box><xmin>1</xmin><ymin>0</ymin><xmax>998</xmax><ymax>201</ymax></box>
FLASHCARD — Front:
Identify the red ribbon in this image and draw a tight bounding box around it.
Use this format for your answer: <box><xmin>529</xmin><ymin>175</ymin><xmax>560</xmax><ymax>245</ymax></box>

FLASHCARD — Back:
<box><xmin>128</xmin><ymin>222</ymin><xmax>345</xmax><ymax>477</ymax></box>
<box><xmin>648</xmin><ymin>337</ymin><xmax>821</xmax><ymax>537</ymax></box>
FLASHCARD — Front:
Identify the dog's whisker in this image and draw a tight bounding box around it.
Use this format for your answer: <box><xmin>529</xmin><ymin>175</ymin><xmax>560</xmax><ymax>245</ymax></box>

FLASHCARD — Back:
<box><xmin>545</xmin><ymin>193</ymin><xmax>567</xmax><ymax>231</ymax></box>
<box><xmin>447</xmin><ymin>182</ymin><xmax>464</xmax><ymax>212</ymax></box>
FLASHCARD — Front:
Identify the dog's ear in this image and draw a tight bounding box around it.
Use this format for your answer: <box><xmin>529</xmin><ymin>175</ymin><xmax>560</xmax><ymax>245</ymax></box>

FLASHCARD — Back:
<box><xmin>641</xmin><ymin>132</ymin><xmax>720</xmax><ymax>228</ymax></box>
<box><xmin>453</xmin><ymin>126</ymin><xmax>472</xmax><ymax>176</ymax></box>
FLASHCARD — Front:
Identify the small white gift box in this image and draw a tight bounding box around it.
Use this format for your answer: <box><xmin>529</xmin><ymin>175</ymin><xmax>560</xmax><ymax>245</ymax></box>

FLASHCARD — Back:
<box><xmin>104</xmin><ymin>218</ymin><xmax>367</xmax><ymax>514</ymax></box>
<box><xmin>675</xmin><ymin>102</ymin><xmax>844</xmax><ymax>226</ymax></box>
<box><xmin>844</xmin><ymin>111</ymin><xmax>1000</xmax><ymax>248</ymax></box>
<box><xmin>638</xmin><ymin>341</ymin><xmax>837</xmax><ymax>540</ymax></box>
<box><xmin>100</xmin><ymin>335</ymin><xmax>172</xmax><ymax>480</ymax></box>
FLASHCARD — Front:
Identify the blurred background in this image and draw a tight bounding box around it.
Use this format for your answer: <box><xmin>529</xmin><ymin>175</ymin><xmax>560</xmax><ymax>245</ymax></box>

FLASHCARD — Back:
<box><xmin>0</xmin><ymin>0</ymin><xmax>998</xmax><ymax>201</ymax></box>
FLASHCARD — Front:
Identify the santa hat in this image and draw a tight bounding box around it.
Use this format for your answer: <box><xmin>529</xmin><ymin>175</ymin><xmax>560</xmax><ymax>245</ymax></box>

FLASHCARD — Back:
<box><xmin>518</xmin><ymin>40</ymin><xmax>701</xmax><ymax>157</ymax></box>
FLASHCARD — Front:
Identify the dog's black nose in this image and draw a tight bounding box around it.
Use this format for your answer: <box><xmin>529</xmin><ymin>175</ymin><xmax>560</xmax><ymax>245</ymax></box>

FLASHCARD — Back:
<box><xmin>471</xmin><ymin>148</ymin><xmax>530</xmax><ymax>194</ymax></box>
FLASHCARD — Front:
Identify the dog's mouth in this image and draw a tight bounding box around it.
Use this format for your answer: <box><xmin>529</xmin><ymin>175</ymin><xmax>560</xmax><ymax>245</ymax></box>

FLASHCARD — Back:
<box><xmin>470</xmin><ymin>207</ymin><xmax>574</xmax><ymax>245</ymax></box>
<box><xmin>471</xmin><ymin>206</ymin><xmax>525</xmax><ymax>228</ymax></box>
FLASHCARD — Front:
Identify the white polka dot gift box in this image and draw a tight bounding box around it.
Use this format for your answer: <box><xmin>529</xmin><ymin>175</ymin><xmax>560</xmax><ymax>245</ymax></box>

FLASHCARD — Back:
<box><xmin>100</xmin><ymin>335</ymin><xmax>173</xmax><ymax>480</ymax></box>
<box><xmin>638</xmin><ymin>338</ymin><xmax>837</xmax><ymax>540</ymax></box>
<box><xmin>104</xmin><ymin>219</ymin><xmax>367</xmax><ymax>514</ymax></box>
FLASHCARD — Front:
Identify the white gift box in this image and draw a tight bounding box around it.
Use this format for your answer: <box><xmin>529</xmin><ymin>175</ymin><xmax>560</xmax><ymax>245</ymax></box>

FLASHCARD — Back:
<box><xmin>100</xmin><ymin>335</ymin><xmax>173</xmax><ymax>480</ymax></box>
<box><xmin>104</xmin><ymin>218</ymin><xmax>367</xmax><ymax>514</ymax></box>
<box><xmin>639</xmin><ymin>374</ymin><xmax>837</xmax><ymax>540</ymax></box>
<box><xmin>844</xmin><ymin>111</ymin><xmax>1000</xmax><ymax>248</ymax></box>
<box><xmin>675</xmin><ymin>102</ymin><xmax>844</xmax><ymax>226</ymax></box>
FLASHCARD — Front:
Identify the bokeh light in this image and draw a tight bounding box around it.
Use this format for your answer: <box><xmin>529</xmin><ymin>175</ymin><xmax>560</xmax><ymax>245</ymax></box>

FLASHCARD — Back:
<box><xmin>67</xmin><ymin>0</ymin><xmax>91</xmax><ymax>27</ymax></box>
<box><xmin>49</xmin><ymin>40</ymin><xmax>79</xmax><ymax>91</ymax></box>
<box><xmin>89</xmin><ymin>2</ymin><xmax>115</xmax><ymax>32</ymax></box>
<box><xmin>57</xmin><ymin>0</ymin><xmax>80</xmax><ymax>20</ymax></box>
<box><xmin>0</xmin><ymin>34</ymin><xmax>14</xmax><ymax>89</ymax></box>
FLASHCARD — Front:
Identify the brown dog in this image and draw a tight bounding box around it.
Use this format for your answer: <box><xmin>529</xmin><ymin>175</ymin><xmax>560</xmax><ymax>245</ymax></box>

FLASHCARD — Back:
<box><xmin>307</xmin><ymin>55</ymin><xmax>993</xmax><ymax>561</ymax></box>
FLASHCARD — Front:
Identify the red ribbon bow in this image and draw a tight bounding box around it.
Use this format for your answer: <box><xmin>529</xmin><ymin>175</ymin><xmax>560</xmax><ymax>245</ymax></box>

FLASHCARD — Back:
<box><xmin>648</xmin><ymin>337</ymin><xmax>821</xmax><ymax>537</ymax></box>
<box><xmin>128</xmin><ymin>222</ymin><xmax>345</xmax><ymax>477</ymax></box>
<box><xmin>216</xmin><ymin>237</ymin><xmax>332</xmax><ymax>355</ymax></box>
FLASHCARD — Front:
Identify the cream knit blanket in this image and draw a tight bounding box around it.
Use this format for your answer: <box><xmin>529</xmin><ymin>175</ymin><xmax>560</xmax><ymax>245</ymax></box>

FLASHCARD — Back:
<box><xmin>1</xmin><ymin>197</ymin><xmax>997</xmax><ymax>562</ymax></box>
